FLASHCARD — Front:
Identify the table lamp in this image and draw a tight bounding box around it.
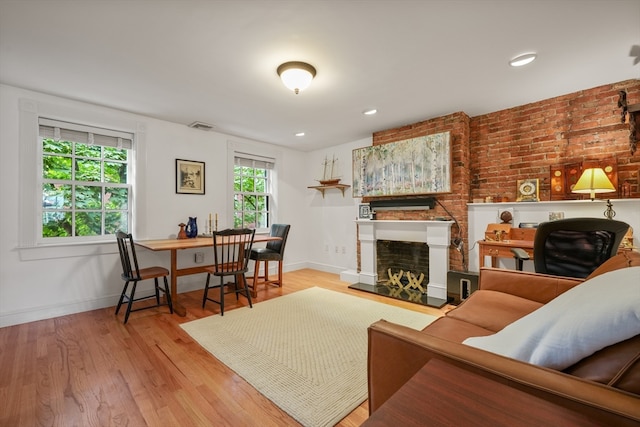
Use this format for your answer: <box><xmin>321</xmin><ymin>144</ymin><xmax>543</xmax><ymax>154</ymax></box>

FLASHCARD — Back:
<box><xmin>571</xmin><ymin>167</ymin><xmax>617</xmax><ymax>219</ymax></box>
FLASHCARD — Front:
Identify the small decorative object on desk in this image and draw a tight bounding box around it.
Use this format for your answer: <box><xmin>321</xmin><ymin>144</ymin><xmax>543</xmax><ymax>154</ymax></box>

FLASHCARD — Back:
<box><xmin>318</xmin><ymin>154</ymin><xmax>341</xmax><ymax>185</ymax></box>
<box><xmin>177</xmin><ymin>223</ymin><xmax>187</xmax><ymax>239</ymax></box>
<box><xmin>186</xmin><ymin>217</ymin><xmax>198</xmax><ymax>238</ymax></box>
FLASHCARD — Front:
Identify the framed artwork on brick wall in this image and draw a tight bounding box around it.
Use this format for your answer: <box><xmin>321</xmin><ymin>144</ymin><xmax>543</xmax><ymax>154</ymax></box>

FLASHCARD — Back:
<box><xmin>352</xmin><ymin>131</ymin><xmax>451</xmax><ymax>197</ymax></box>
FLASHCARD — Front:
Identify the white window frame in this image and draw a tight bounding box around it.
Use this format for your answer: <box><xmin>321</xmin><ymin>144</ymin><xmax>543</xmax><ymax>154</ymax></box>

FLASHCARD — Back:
<box><xmin>17</xmin><ymin>98</ymin><xmax>147</xmax><ymax>260</ymax></box>
<box><xmin>227</xmin><ymin>140</ymin><xmax>281</xmax><ymax>235</ymax></box>
<box><xmin>233</xmin><ymin>153</ymin><xmax>273</xmax><ymax>233</ymax></box>
<box><xmin>38</xmin><ymin>118</ymin><xmax>133</xmax><ymax>244</ymax></box>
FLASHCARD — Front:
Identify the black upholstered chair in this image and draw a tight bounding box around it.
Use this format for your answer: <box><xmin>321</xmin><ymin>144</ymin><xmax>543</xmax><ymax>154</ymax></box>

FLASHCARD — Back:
<box><xmin>511</xmin><ymin>218</ymin><xmax>629</xmax><ymax>279</ymax></box>
<box><xmin>249</xmin><ymin>224</ymin><xmax>290</xmax><ymax>297</ymax></box>
<box><xmin>202</xmin><ymin>228</ymin><xmax>255</xmax><ymax>315</ymax></box>
<box><xmin>115</xmin><ymin>231</ymin><xmax>173</xmax><ymax>323</ymax></box>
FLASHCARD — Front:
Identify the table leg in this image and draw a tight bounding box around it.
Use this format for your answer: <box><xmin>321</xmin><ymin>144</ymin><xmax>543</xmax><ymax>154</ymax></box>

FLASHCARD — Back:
<box><xmin>170</xmin><ymin>249</ymin><xmax>187</xmax><ymax>316</ymax></box>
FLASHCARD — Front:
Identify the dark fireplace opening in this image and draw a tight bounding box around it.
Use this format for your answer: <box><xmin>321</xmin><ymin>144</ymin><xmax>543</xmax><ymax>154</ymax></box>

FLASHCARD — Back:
<box><xmin>349</xmin><ymin>239</ymin><xmax>446</xmax><ymax>308</ymax></box>
<box><xmin>376</xmin><ymin>240</ymin><xmax>429</xmax><ymax>286</ymax></box>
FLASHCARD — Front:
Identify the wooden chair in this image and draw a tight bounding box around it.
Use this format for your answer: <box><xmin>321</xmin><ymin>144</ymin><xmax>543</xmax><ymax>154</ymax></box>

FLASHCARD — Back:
<box><xmin>511</xmin><ymin>218</ymin><xmax>629</xmax><ymax>279</ymax></box>
<box><xmin>202</xmin><ymin>228</ymin><xmax>255</xmax><ymax>315</ymax></box>
<box><xmin>115</xmin><ymin>231</ymin><xmax>173</xmax><ymax>323</ymax></box>
<box><xmin>249</xmin><ymin>224</ymin><xmax>291</xmax><ymax>297</ymax></box>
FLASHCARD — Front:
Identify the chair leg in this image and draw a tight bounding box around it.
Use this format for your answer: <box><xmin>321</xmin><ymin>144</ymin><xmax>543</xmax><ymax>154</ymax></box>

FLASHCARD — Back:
<box><xmin>124</xmin><ymin>282</ymin><xmax>138</xmax><ymax>324</ymax></box>
<box><xmin>219</xmin><ymin>277</ymin><xmax>225</xmax><ymax>316</ymax></box>
<box><xmin>251</xmin><ymin>261</ymin><xmax>260</xmax><ymax>297</ymax></box>
<box><xmin>203</xmin><ymin>273</ymin><xmax>211</xmax><ymax>308</ymax></box>
<box><xmin>277</xmin><ymin>260</ymin><xmax>283</xmax><ymax>287</ymax></box>
<box><xmin>154</xmin><ymin>278</ymin><xmax>161</xmax><ymax>306</ymax></box>
<box><xmin>163</xmin><ymin>276</ymin><xmax>173</xmax><ymax>313</ymax></box>
<box><xmin>242</xmin><ymin>274</ymin><xmax>253</xmax><ymax>308</ymax></box>
<box><xmin>115</xmin><ymin>281</ymin><xmax>130</xmax><ymax>315</ymax></box>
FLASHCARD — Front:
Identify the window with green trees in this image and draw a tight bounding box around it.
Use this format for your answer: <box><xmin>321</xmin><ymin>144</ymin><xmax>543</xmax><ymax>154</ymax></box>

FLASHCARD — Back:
<box><xmin>39</xmin><ymin>118</ymin><xmax>133</xmax><ymax>240</ymax></box>
<box><xmin>233</xmin><ymin>154</ymin><xmax>273</xmax><ymax>231</ymax></box>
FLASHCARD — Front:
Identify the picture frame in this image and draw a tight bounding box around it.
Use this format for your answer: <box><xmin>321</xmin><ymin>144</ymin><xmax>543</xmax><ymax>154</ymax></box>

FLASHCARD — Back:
<box><xmin>359</xmin><ymin>204</ymin><xmax>371</xmax><ymax>219</ymax></box>
<box><xmin>352</xmin><ymin>131</ymin><xmax>451</xmax><ymax>197</ymax></box>
<box><xmin>516</xmin><ymin>178</ymin><xmax>539</xmax><ymax>202</ymax></box>
<box><xmin>176</xmin><ymin>159</ymin><xmax>205</xmax><ymax>194</ymax></box>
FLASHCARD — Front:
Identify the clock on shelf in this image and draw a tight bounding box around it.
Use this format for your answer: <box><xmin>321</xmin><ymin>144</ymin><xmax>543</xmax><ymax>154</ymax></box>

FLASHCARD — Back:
<box><xmin>516</xmin><ymin>178</ymin><xmax>539</xmax><ymax>202</ymax></box>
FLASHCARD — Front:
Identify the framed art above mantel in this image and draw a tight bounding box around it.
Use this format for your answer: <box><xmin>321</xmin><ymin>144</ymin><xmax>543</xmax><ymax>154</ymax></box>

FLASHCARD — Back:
<box><xmin>352</xmin><ymin>131</ymin><xmax>451</xmax><ymax>197</ymax></box>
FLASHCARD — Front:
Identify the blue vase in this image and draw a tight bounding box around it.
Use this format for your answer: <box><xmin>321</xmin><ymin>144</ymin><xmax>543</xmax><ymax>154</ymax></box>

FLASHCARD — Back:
<box><xmin>186</xmin><ymin>217</ymin><xmax>198</xmax><ymax>238</ymax></box>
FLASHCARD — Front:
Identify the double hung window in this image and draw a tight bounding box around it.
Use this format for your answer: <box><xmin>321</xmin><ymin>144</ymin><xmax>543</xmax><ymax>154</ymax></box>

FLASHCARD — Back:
<box><xmin>233</xmin><ymin>153</ymin><xmax>274</xmax><ymax>232</ymax></box>
<box><xmin>39</xmin><ymin>118</ymin><xmax>133</xmax><ymax>242</ymax></box>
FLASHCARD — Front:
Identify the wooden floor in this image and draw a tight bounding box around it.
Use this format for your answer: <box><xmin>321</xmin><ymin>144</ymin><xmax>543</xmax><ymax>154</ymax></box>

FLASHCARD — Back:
<box><xmin>0</xmin><ymin>269</ymin><xmax>449</xmax><ymax>427</ymax></box>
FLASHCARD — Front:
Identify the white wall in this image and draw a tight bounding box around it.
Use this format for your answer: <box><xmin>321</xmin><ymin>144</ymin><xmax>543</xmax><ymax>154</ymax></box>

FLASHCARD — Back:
<box><xmin>304</xmin><ymin>138</ymin><xmax>371</xmax><ymax>274</ymax></box>
<box><xmin>0</xmin><ymin>84</ymin><xmax>317</xmax><ymax>326</ymax></box>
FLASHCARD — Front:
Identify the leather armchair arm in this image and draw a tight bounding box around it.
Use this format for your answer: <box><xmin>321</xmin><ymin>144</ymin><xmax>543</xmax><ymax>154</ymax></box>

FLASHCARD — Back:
<box><xmin>478</xmin><ymin>267</ymin><xmax>583</xmax><ymax>303</ymax></box>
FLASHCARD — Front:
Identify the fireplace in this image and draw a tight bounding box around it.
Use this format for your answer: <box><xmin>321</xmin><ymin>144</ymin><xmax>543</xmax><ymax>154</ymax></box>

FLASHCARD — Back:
<box><xmin>344</xmin><ymin>220</ymin><xmax>452</xmax><ymax>308</ymax></box>
<box><xmin>376</xmin><ymin>240</ymin><xmax>429</xmax><ymax>285</ymax></box>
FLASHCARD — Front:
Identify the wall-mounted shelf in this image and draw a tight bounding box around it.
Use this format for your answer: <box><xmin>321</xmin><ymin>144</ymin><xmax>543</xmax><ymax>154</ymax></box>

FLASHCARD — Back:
<box><xmin>308</xmin><ymin>183</ymin><xmax>350</xmax><ymax>198</ymax></box>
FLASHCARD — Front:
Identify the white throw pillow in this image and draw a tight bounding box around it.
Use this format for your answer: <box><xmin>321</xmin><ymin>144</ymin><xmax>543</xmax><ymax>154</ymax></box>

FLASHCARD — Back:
<box><xmin>463</xmin><ymin>267</ymin><xmax>640</xmax><ymax>370</ymax></box>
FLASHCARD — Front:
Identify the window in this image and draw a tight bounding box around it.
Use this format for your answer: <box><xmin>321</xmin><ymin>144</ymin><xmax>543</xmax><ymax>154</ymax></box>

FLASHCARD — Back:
<box><xmin>38</xmin><ymin>118</ymin><xmax>133</xmax><ymax>242</ymax></box>
<box><xmin>233</xmin><ymin>153</ymin><xmax>274</xmax><ymax>231</ymax></box>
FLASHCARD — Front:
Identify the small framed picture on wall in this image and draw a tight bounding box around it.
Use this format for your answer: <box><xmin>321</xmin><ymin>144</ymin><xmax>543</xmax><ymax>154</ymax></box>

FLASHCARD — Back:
<box><xmin>176</xmin><ymin>159</ymin><xmax>205</xmax><ymax>194</ymax></box>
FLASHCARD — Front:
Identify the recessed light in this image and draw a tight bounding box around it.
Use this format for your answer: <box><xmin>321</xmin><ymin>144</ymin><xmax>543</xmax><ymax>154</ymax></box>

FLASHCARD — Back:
<box><xmin>295</xmin><ymin>132</ymin><xmax>305</xmax><ymax>137</ymax></box>
<box><xmin>363</xmin><ymin>109</ymin><xmax>377</xmax><ymax>115</ymax></box>
<box><xmin>509</xmin><ymin>53</ymin><xmax>537</xmax><ymax>67</ymax></box>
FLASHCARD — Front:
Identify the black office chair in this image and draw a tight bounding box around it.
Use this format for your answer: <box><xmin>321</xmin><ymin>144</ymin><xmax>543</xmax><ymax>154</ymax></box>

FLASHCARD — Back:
<box><xmin>115</xmin><ymin>231</ymin><xmax>173</xmax><ymax>323</ymax></box>
<box><xmin>511</xmin><ymin>218</ymin><xmax>629</xmax><ymax>279</ymax></box>
<box><xmin>249</xmin><ymin>224</ymin><xmax>291</xmax><ymax>297</ymax></box>
<box><xmin>202</xmin><ymin>228</ymin><xmax>255</xmax><ymax>315</ymax></box>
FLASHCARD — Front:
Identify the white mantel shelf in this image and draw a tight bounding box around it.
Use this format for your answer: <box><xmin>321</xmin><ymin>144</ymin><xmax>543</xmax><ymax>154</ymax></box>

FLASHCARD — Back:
<box><xmin>341</xmin><ymin>220</ymin><xmax>453</xmax><ymax>300</ymax></box>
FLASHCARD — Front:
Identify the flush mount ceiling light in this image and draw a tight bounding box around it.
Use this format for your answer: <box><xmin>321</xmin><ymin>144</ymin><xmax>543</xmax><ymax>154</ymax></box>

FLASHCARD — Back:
<box><xmin>509</xmin><ymin>53</ymin><xmax>537</xmax><ymax>67</ymax></box>
<box><xmin>277</xmin><ymin>61</ymin><xmax>316</xmax><ymax>94</ymax></box>
<box><xmin>295</xmin><ymin>132</ymin><xmax>305</xmax><ymax>137</ymax></box>
<box><xmin>363</xmin><ymin>109</ymin><xmax>377</xmax><ymax>115</ymax></box>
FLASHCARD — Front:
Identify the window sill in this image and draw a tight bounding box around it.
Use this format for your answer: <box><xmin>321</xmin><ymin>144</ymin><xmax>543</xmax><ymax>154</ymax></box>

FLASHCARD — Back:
<box><xmin>18</xmin><ymin>241</ymin><xmax>118</xmax><ymax>261</ymax></box>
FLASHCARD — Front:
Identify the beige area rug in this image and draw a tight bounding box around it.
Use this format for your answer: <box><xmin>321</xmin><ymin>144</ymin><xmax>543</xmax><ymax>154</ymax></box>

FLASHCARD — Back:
<box><xmin>180</xmin><ymin>287</ymin><xmax>437</xmax><ymax>427</ymax></box>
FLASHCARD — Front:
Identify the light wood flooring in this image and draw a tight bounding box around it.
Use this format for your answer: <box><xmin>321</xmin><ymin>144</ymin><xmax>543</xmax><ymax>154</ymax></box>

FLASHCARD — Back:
<box><xmin>0</xmin><ymin>269</ymin><xmax>449</xmax><ymax>427</ymax></box>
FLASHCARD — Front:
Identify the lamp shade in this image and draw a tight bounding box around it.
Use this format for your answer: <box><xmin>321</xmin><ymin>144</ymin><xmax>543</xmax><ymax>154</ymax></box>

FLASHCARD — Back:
<box><xmin>277</xmin><ymin>61</ymin><xmax>316</xmax><ymax>94</ymax></box>
<box><xmin>571</xmin><ymin>168</ymin><xmax>616</xmax><ymax>200</ymax></box>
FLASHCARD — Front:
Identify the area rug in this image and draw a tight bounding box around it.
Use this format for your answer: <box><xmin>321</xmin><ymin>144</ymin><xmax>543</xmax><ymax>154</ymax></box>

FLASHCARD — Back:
<box><xmin>180</xmin><ymin>287</ymin><xmax>437</xmax><ymax>427</ymax></box>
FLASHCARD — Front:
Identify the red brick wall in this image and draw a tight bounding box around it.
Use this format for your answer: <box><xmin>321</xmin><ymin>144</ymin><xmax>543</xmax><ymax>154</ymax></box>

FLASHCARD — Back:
<box><xmin>470</xmin><ymin>79</ymin><xmax>640</xmax><ymax>201</ymax></box>
<box><xmin>361</xmin><ymin>79</ymin><xmax>640</xmax><ymax>274</ymax></box>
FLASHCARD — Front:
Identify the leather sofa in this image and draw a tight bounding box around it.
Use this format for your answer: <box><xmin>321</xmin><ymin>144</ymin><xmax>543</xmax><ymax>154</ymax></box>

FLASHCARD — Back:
<box><xmin>368</xmin><ymin>251</ymin><xmax>640</xmax><ymax>425</ymax></box>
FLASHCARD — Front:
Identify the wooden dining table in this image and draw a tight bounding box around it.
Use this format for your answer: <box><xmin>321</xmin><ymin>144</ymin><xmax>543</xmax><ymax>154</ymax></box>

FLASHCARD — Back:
<box><xmin>135</xmin><ymin>235</ymin><xmax>280</xmax><ymax>316</ymax></box>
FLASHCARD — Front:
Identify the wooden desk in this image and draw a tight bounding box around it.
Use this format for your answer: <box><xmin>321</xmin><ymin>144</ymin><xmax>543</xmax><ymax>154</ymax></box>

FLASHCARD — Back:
<box><xmin>136</xmin><ymin>235</ymin><xmax>280</xmax><ymax>316</ymax></box>
<box><xmin>478</xmin><ymin>239</ymin><xmax>534</xmax><ymax>268</ymax></box>
<box><xmin>363</xmin><ymin>359</ymin><xmax>608</xmax><ymax>426</ymax></box>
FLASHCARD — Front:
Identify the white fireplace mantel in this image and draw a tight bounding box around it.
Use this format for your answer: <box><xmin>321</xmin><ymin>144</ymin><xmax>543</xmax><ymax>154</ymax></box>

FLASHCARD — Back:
<box><xmin>341</xmin><ymin>220</ymin><xmax>453</xmax><ymax>300</ymax></box>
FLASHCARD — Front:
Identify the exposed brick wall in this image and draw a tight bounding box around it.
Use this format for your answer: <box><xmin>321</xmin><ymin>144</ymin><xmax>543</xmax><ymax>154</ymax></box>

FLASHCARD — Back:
<box><xmin>359</xmin><ymin>79</ymin><xmax>640</xmax><ymax>275</ymax></box>
<box><xmin>470</xmin><ymin>79</ymin><xmax>640</xmax><ymax>201</ymax></box>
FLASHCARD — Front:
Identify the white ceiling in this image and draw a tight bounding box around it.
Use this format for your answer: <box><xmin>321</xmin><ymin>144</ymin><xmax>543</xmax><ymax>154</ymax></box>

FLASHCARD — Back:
<box><xmin>1</xmin><ymin>0</ymin><xmax>639</xmax><ymax>152</ymax></box>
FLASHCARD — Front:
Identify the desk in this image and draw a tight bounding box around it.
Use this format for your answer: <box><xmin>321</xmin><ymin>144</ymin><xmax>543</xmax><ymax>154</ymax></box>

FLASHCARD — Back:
<box><xmin>478</xmin><ymin>239</ymin><xmax>534</xmax><ymax>268</ymax></box>
<box><xmin>362</xmin><ymin>359</ymin><xmax>609</xmax><ymax>426</ymax></box>
<box><xmin>136</xmin><ymin>235</ymin><xmax>280</xmax><ymax>316</ymax></box>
